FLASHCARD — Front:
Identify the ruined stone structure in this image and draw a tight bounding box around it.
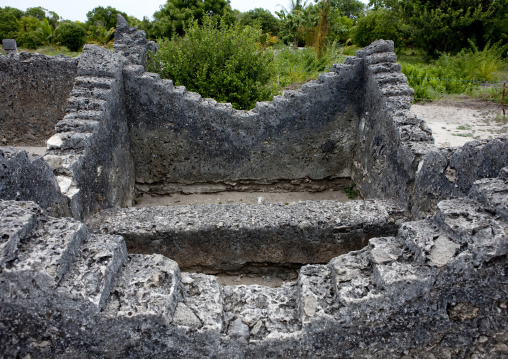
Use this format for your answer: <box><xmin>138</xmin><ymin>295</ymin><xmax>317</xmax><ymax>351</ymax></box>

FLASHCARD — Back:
<box><xmin>0</xmin><ymin>16</ymin><xmax>507</xmax><ymax>358</ymax></box>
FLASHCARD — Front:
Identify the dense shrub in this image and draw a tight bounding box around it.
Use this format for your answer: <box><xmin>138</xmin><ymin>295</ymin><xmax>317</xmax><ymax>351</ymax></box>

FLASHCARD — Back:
<box><xmin>0</xmin><ymin>8</ymin><xmax>19</xmax><ymax>40</ymax></box>
<box><xmin>16</xmin><ymin>31</ymin><xmax>43</xmax><ymax>49</ymax></box>
<box><xmin>56</xmin><ymin>22</ymin><xmax>86</xmax><ymax>51</ymax></box>
<box><xmin>148</xmin><ymin>19</ymin><xmax>275</xmax><ymax>110</ymax></box>
<box><xmin>353</xmin><ymin>8</ymin><xmax>407</xmax><ymax>49</ymax></box>
<box><xmin>239</xmin><ymin>8</ymin><xmax>280</xmax><ymax>35</ymax></box>
<box><xmin>401</xmin><ymin>0</ymin><xmax>506</xmax><ymax>58</ymax></box>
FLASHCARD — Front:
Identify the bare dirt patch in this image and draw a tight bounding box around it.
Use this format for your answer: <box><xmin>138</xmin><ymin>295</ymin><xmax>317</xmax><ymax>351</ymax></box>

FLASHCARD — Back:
<box><xmin>135</xmin><ymin>189</ymin><xmax>351</xmax><ymax>207</ymax></box>
<box><xmin>411</xmin><ymin>100</ymin><xmax>507</xmax><ymax>147</ymax></box>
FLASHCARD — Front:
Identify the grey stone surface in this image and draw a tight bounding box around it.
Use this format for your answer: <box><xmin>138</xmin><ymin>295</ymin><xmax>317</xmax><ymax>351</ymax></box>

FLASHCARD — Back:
<box><xmin>44</xmin><ymin>45</ymin><xmax>135</xmax><ymax>220</ymax></box>
<box><xmin>2</xmin><ymin>39</ymin><xmax>18</xmax><ymax>55</ymax></box>
<box><xmin>2</xmin><ymin>169</ymin><xmax>506</xmax><ymax>357</ymax></box>
<box><xmin>87</xmin><ymin>200</ymin><xmax>407</xmax><ymax>271</ymax></box>
<box><xmin>123</xmin><ymin>54</ymin><xmax>363</xmax><ymax>195</ymax></box>
<box><xmin>0</xmin><ymin>52</ymin><xmax>77</xmax><ymax>145</ymax></box>
<box><xmin>114</xmin><ymin>14</ymin><xmax>158</xmax><ymax>67</ymax></box>
<box><xmin>0</xmin><ymin>147</ymin><xmax>70</xmax><ymax>216</ymax></box>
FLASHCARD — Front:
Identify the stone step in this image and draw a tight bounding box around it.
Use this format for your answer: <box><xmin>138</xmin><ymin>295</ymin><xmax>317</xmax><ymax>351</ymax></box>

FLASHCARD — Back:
<box><xmin>56</xmin><ymin>234</ymin><xmax>127</xmax><ymax>312</ymax></box>
<box><xmin>468</xmin><ymin>167</ymin><xmax>508</xmax><ymax>219</ymax></box>
<box><xmin>328</xmin><ymin>247</ymin><xmax>382</xmax><ymax>307</ymax></box>
<box><xmin>379</xmin><ymin>83</ymin><xmax>414</xmax><ymax>97</ymax></box>
<box><xmin>69</xmin><ymin>87</ymin><xmax>110</xmax><ymax>101</ymax></box>
<box><xmin>74</xmin><ymin>76</ymin><xmax>115</xmax><ymax>90</ymax></box>
<box><xmin>434</xmin><ymin>198</ymin><xmax>507</xmax><ymax>263</ymax></box>
<box><xmin>55</xmin><ymin>118</ymin><xmax>100</xmax><ymax>134</ymax></box>
<box><xmin>47</xmin><ymin>131</ymin><xmax>93</xmax><ymax>151</ymax></box>
<box><xmin>66</xmin><ymin>97</ymin><xmax>107</xmax><ymax>112</ymax></box>
<box><xmin>63</xmin><ymin>109</ymin><xmax>104</xmax><ymax>121</ymax></box>
<box><xmin>297</xmin><ymin>264</ymin><xmax>335</xmax><ymax>325</ymax></box>
<box><xmin>0</xmin><ymin>201</ymin><xmax>41</xmax><ymax>267</ymax></box>
<box><xmin>365</xmin><ymin>52</ymin><xmax>397</xmax><ymax>65</ymax></box>
<box><xmin>371</xmin><ymin>260</ymin><xmax>434</xmax><ymax>305</ymax></box>
<box><xmin>87</xmin><ymin>200</ymin><xmax>406</xmax><ymax>274</ymax></box>
<box><xmin>222</xmin><ymin>281</ymin><xmax>301</xmax><ymax>341</ymax></box>
<box><xmin>173</xmin><ymin>272</ymin><xmax>223</xmax><ymax>332</ymax></box>
<box><xmin>368</xmin><ymin>62</ymin><xmax>402</xmax><ymax>74</ymax></box>
<box><xmin>1</xmin><ymin>216</ymin><xmax>87</xmax><ymax>293</ymax></box>
<box><xmin>384</xmin><ymin>95</ymin><xmax>413</xmax><ymax>110</ymax></box>
<box><xmin>374</xmin><ymin>72</ymin><xmax>408</xmax><ymax>85</ymax></box>
<box><xmin>100</xmin><ymin>254</ymin><xmax>181</xmax><ymax>325</ymax></box>
<box><xmin>396</xmin><ymin>220</ymin><xmax>444</xmax><ymax>265</ymax></box>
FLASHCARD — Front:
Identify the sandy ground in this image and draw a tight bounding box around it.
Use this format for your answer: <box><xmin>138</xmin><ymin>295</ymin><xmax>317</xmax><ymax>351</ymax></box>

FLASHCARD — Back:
<box><xmin>411</xmin><ymin>100</ymin><xmax>507</xmax><ymax>147</ymax></box>
<box><xmin>135</xmin><ymin>189</ymin><xmax>351</xmax><ymax>207</ymax></box>
<box><xmin>15</xmin><ymin>146</ymin><xmax>47</xmax><ymax>156</ymax></box>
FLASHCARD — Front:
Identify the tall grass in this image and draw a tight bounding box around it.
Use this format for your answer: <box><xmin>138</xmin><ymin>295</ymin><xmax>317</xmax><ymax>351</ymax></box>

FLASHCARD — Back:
<box><xmin>272</xmin><ymin>45</ymin><xmax>346</xmax><ymax>91</ymax></box>
<box><xmin>401</xmin><ymin>41</ymin><xmax>507</xmax><ymax>102</ymax></box>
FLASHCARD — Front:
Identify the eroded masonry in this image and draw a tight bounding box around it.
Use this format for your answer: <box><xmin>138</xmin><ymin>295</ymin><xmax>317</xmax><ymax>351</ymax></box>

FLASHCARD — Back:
<box><xmin>1</xmin><ymin>15</ymin><xmax>507</xmax><ymax>358</ymax></box>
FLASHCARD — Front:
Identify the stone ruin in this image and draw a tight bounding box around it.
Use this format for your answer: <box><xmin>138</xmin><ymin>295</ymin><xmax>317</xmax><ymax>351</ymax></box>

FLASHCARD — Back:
<box><xmin>0</xmin><ymin>15</ymin><xmax>507</xmax><ymax>358</ymax></box>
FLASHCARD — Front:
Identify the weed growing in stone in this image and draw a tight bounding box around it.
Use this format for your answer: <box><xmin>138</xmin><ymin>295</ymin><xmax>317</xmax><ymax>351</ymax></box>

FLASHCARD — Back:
<box><xmin>344</xmin><ymin>182</ymin><xmax>357</xmax><ymax>199</ymax></box>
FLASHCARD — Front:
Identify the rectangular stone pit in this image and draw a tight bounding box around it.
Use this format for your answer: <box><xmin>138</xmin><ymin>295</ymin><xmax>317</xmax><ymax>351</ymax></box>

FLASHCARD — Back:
<box><xmin>87</xmin><ymin>200</ymin><xmax>407</xmax><ymax>277</ymax></box>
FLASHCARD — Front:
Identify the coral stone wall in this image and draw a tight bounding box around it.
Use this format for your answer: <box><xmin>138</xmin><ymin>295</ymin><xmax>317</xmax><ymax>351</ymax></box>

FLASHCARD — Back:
<box><xmin>0</xmin><ymin>53</ymin><xmax>77</xmax><ymax>146</ymax></box>
<box><xmin>123</xmin><ymin>62</ymin><xmax>364</xmax><ymax>195</ymax></box>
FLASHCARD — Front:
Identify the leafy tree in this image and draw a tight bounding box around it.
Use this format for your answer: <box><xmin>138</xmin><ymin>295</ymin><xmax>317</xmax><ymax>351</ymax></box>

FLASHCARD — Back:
<box><xmin>46</xmin><ymin>11</ymin><xmax>61</xmax><ymax>27</ymax></box>
<box><xmin>353</xmin><ymin>8</ymin><xmax>408</xmax><ymax>48</ymax></box>
<box><xmin>38</xmin><ymin>18</ymin><xmax>57</xmax><ymax>49</ymax></box>
<box><xmin>25</xmin><ymin>6</ymin><xmax>46</xmax><ymax>21</ymax></box>
<box><xmin>0</xmin><ymin>8</ymin><xmax>19</xmax><ymax>40</ymax></box>
<box><xmin>331</xmin><ymin>0</ymin><xmax>365</xmax><ymax>18</ymax></box>
<box><xmin>276</xmin><ymin>6</ymin><xmax>307</xmax><ymax>46</ymax></box>
<box><xmin>95</xmin><ymin>25</ymin><xmax>116</xmax><ymax>47</ymax></box>
<box><xmin>86</xmin><ymin>6</ymin><xmax>128</xmax><ymax>30</ymax></box>
<box><xmin>18</xmin><ymin>16</ymin><xmax>42</xmax><ymax>33</ymax></box>
<box><xmin>16</xmin><ymin>16</ymin><xmax>43</xmax><ymax>49</ymax></box>
<box><xmin>56</xmin><ymin>22</ymin><xmax>86</xmax><ymax>51</ymax></box>
<box><xmin>16</xmin><ymin>32</ymin><xmax>42</xmax><ymax>49</ymax></box>
<box><xmin>367</xmin><ymin>0</ymin><xmax>399</xmax><ymax>10</ymax></box>
<box><xmin>151</xmin><ymin>0</ymin><xmax>234</xmax><ymax>39</ymax></box>
<box><xmin>239</xmin><ymin>8</ymin><xmax>280</xmax><ymax>35</ymax></box>
<box><xmin>4</xmin><ymin>6</ymin><xmax>24</xmax><ymax>20</ymax></box>
<box><xmin>148</xmin><ymin>18</ymin><xmax>275</xmax><ymax>110</ymax></box>
<box><xmin>400</xmin><ymin>0</ymin><xmax>500</xmax><ymax>57</ymax></box>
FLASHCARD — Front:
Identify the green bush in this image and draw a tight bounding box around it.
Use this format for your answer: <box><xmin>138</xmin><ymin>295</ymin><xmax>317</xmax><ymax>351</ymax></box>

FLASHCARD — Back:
<box><xmin>0</xmin><ymin>8</ymin><xmax>19</xmax><ymax>40</ymax></box>
<box><xmin>353</xmin><ymin>8</ymin><xmax>407</xmax><ymax>49</ymax></box>
<box><xmin>16</xmin><ymin>31</ymin><xmax>42</xmax><ymax>49</ymax></box>
<box><xmin>56</xmin><ymin>22</ymin><xmax>86</xmax><ymax>51</ymax></box>
<box><xmin>148</xmin><ymin>19</ymin><xmax>275</xmax><ymax>110</ymax></box>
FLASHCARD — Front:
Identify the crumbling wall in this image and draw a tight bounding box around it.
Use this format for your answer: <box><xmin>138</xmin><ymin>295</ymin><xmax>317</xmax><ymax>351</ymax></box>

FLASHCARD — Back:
<box><xmin>0</xmin><ymin>53</ymin><xmax>77</xmax><ymax>145</ymax></box>
<box><xmin>113</xmin><ymin>14</ymin><xmax>158</xmax><ymax>67</ymax></box>
<box><xmin>0</xmin><ymin>167</ymin><xmax>506</xmax><ymax>358</ymax></box>
<box><xmin>123</xmin><ymin>59</ymin><xmax>364</xmax><ymax>195</ymax></box>
<box><xmin>352</xmin><ymin>40</ymin><xmax>508</xmax><ymax>218</ymax></box>
<box><xmin>44</xmin><ymin>45</ymin><xmax>135</xmax><ymax>220</ymax></box>
<box><xmin>0</xmin><ymin>147</ymin><xmax>70</xmax><ymax>216</ymax></box>
<box><xmin>412</xmin><ymin>136</ymin><xmax>508</xmax><ymax>217</ymax></box>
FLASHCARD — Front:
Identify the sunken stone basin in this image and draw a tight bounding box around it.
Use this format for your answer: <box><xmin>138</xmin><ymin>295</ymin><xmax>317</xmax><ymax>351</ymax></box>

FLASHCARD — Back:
<box><xmin>87</xmin><ymin>200</ymin><xmax>407</xmax><ymax>273</ymax></box>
